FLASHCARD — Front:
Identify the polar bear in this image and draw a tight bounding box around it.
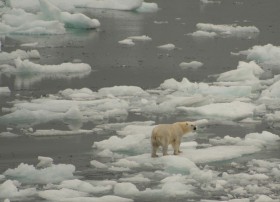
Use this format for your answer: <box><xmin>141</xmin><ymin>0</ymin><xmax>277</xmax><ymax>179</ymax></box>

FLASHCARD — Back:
<box><xmin>151</xmin><ymin>121</ymin><xmax>196</xmax><ymax>157</ymax></box>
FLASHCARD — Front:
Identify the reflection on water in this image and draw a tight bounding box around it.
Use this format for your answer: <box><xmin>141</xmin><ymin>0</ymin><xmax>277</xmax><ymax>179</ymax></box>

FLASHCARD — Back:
<box><xmin>1</xmin><ymin>70</ymin><xmax>92</xmax><ymax>90</ymax></box>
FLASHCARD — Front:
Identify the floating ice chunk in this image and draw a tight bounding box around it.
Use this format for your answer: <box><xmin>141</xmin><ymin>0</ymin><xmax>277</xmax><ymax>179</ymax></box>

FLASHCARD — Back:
<box><xmin>118</xmin><ymin>39</ymin><xmax>135</xmax><ymax>46</ymax></box>
<box><xmin>217</xmin><ymin>61</ymin><xmax>264</xmax><ymax>82</ymax></box>
<box><xmin>209</xmin><ymin>136</ymin><xmax>242</xmax><ymax>145</ymax></box>
<box><xmin>245</xmin><ymin>184</ymin><xmax>271</xmax><ymax>195</ymax></box>
<box><xmin>0</xmin><ymin>9</ymin><xmax>66</xmax><ymax>35</ymax></box>
<box><xmin>0</xmin><ymin>87</ymin><xmax>10</xmax><ymax>96</ymax></box>
<box><xmin>0</xmin><ymin>49</ymin><xmax>40</xmax><ymax>61</ymax></box>
<box><xmin>0</xmin><ymin>131</ymin><xmax>19</xmax><ymax>137</ymax></box>
<box><xmin>231</xmin><ymin>186</ymin><xmax>247</xmax><ymax>196</ymax></box>
<box><xmin>222</xmin><ymin>172</ymin><xmax>269</xmax><ymax>185</ymax></box>
<box><xmin>157</xmin><ymin>43</ymin><xmax>176</xmax><ymax>51</ymax></box>
<box><xmin>160</xmin><ymin>78</ymin><xmax>252</xmax><ymax>97</ymax></box>
<box><xmin>117</xmin><ymin>124</ymin><xmax>154</xmax><ymax>137</ymax></box>
<box><xmin>188</xmin><ymin>30</ymin><xmax>217</xmax><ymax>38</ymax></box>
<box><xmin>261</xmin><ymin>80</ymin><xmax>280</xmax><ymax>99</ymax></box>
<box><xmin>255</xmin><ymin>195</ymin><xmax>278</xmax><ymax>202</ymax></box>
<box><xmin>178</xmin><ymin>101</ymin><xmax>256</xmax><ymax>120</ymax></box>
<box><xmin>194</xmin><ymin>119</ymin><xmax>209</xmax><ymax>127</ymax></box>
<box><xmin>20</xmin><ymin>42</ymin><xmax>38</xmax><ymax>47</ymax></box>
<box><xmin>14</xmin><ymin>58</ymin><xmax>91</xmax><ymax>74</ymax></box>
<box><xmin>36</xmin><ymin>156</ymin><xmax>53</xmax><ymax>168</ymax></box>
<box><xmin>244</xmin><ymin>131</ymin><xmax>280</xmax><ymax>148</ymax></box>
<box><xmin>4</xmin><ymin>163</ymin><xmax>75</xmax><ymax>184</ymax></box>
<box><xmin>39</xmin><ymin>187</ymin><xmax>133</xmax><ymax>202</ymax></box>
<box><xmin>136</xmin><ymin>2</ymin><xmax>158</xmax><ymax>13</ymax></box>
<box><xmin>30</xmin><ymin>129</ymin><xmax>93</xmax><ymax>136</ymax></box>
<box><xmin>127</xmin><ymin>35</ymin><xmax>152</xmax><ymax>41</ymax></box>
<box><xmin>10</xmin><ymin>0</ymin><xmax>157</xmax><ymax>12</ymax></box>
<box><xmin>239</xmin><ymin>44</ymin><xmax>280</xmax><ymax>68</ymax></box>
<box><xmin>0</xmin><ymin>180</ymin><xmax>36</xmax><ymax>199</ymax></box>
<box><xmin>196</xmin><ymin>23</ymin><xmax>259</xmax><ymax>38</ymax></box>
<box><xmin>38</xmin><ymin>188</ymin><xmax>88</xmax><ymax>200</ymax></box>
<box><xmin>114</xmin><ymin>182</ymin><xmax>140</xmax><ymax>197</ymax></box>
<box><xmin>0</xmin><ymin>108</ymin><xmax>65</xmax><ymax>126</ymax></box>
<box><xmin>112</xmin><ymin>159</ymin><xmax>140</xmax><ymax>168</ymax></box>
<box><xmin>161</xmin><ymin>182</ymin><xmax>196</xmax><ymax>197</ymax></box>
<box><xmin>184</xmin><ymin>145</ymin><xmax>260</xmax><ymax>164</ymax></box>
<box><xmin>200</xmin><ymin>0</ymin><xmax>221</xmax><ymax>4</ymax></box>
<box><xmin>90</xmin><ymin>160</ymin><xmax>108</xmax><ymax>169</ymax></box>
<box><xmin>154</xmin><ymin>20</ymin><xmax>168</xmax><ymax>24</ymax></box>
<box><xmin>4</xmin><ymin>199</ymin><xmax>10</xmax><ymax>202</ymax></box>
<box><xmin>98</xmin><ymin>86</ymin><xmax>147</xmax><ymax>97</ymax></box>
<box><xmin>93</xmin><ymin>133</ymin><xmax>147</xmax><ymax>153</ymax></box>
<box><xmin>60</xmin><ymin>88</ymin><xmax>96</xmax><ymax>100</ymax></box>
<box><xmin>75</xmin><ymin>0</ymin><xmax>143</xmax><ymax>11</ymax></box>
<box><xmin>39</xmin><ymin>0</ymin><xmax>100</xmax><ymax>29</ymax></box>
<box><xmin>179</xmin><ymin>61</ymin><xmax>203</xmax><ymax>70</ymax></box>
<box><xmin>58</xmin><ymin>179</ymin><xmax>112</xmax><ymax>194</ymax></box>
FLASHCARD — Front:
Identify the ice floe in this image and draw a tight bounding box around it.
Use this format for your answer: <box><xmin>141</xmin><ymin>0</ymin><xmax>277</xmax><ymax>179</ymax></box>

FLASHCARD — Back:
<box><xmin>0</xmin><ymin>49</ymin><xmax>40</xmax><ymax>61</ymax></box>
<box><xmin>190</xmin><ymin>23</ymin><xmax>259</xmax><ymax>38</ymax></box>
<box><xmin>0</xmin><ymin>180</ymin><xmax>36</xmax><ymax>199</ymax></box>
<box><xmin>39</xmin><ymin>0</ymin><xmax>100</xmax><ymax>29</ymax></box>
<box><xmin>4</xmin><ymin>162</ymin><xmax>75</xmax><ymax>184</ymax></box>
<box><xmin>179</xmin><ymin>61</ymin><xmax>204</xmax><ymax>70</ymax></box>
<box><xmin>188</xmin><ymin>30</ymin><xmax>217</xmax><ymax>38</ymax></box>
<box><xmin>1</xmin><ymin>0</ymin><xmax>100</xmax><ymax>35</ymax></box>
<box><xmin>10</xmin><ymin>0</ymin><xmax>157</xmax><ymax>12</ymax></box>
<box><xmin>118</xmin><ymin>39</ymin><xmax>135</xmax><ymax>46</ymax></box>
<box><xmin>178</xmin><ymin>101</ymin><xmax>256</xmax><ymax>120</ymax></box>
<box><xmin>238</xmin><ymin>44</ymin><xmax>280</xmax><ymax>69</ymax></box>
<box><xmin>118</xmin><ymin>35</ymin><xmax>152</xmax><ymax>46</ymax></box>
<box><xmin>157</xmin><ymin>43</ymin><xmax>176</xmax><ymax>51</ymax></box>
<box><xmin>13</xmin><ymin>57</ymin><xmax>91</xmax><ymax>74</ymax></box>
<box><xmin>217</xmin><ymin>61</ymin><xmax>264</xmax><ymax>82</ymax></box>
<box><xmin>0</xmin><ymin>58</ymin><xmax>92</xmax><ymax>89</ymax></box>
<box><xmin>36</xmin><ymin>156</ymin><xmax>53</xmax><ymax>168</ymax></box>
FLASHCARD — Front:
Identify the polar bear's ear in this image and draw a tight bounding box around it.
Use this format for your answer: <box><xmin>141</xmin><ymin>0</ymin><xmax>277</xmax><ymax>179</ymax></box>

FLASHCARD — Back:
<box><xmin>185</xmin><ymin>122</ymin><xmax>188</xmax><ymax>125</ymax></box>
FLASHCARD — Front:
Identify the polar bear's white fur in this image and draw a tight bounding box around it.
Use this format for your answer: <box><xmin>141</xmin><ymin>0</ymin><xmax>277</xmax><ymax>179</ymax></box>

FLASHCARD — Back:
<box><xmin>151</xmin><ymin>121</ymin><xmax>196</xmax><ymax>157</ymax></box>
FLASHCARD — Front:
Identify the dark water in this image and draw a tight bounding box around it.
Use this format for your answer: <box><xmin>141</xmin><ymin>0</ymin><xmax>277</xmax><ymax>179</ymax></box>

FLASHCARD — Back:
<box><xmin>0</xmin><ymin>0</ymin><xmax>280</xmax><ymax>201</ymax></box>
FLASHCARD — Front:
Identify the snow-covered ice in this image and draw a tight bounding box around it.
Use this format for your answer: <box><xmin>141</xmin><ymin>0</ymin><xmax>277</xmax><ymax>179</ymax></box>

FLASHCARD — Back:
<box><xmin>0</xmin><ymin>180</ymin><xmax>36</xmax><ymax>199</ymax></box>
<box><xmin>190</xmin><ymin>23</ymin><xmax>259</xmax><ymax>38</ymax></box>
<box><xmin>179</xmin><ymin>61</ymin><xmax>204</xmax><ymax>70</ymax></box>
<box><xmin>238</xmin><ymin>44</ymin><xmax>280</xmax><ymax>69</ymax></box>
<box><xmin>4</xmin><ymin>162</ymin><xmax>75</xmax><ymax>184</ymax></box>
<box><xmin>0</xmin><ymin>0</ymin><xmax>100</xmax><ymax>35</ymax></box>
<box><xmin>118</xmin><ymin>39</ymin><xmax>135</xmax><ymax>46</ymax></box>
<box><xmin>0</xmin><ymin>49</ymin><xmax>40</xmax><ymax>61</ymax></box>
<box><xmin>157</xmin><ymin>43</ymin><xmax>176</xmax><ymax>51</ymax></box>
<box><xmin>10</xmin><ymin>0</ymin><xmax>158</xmax><ymax>12</ymax></box>
<box><xmin>39</xmin><ymin>0</ymin><xmax>100</xmax><ymax>29</ymax></box>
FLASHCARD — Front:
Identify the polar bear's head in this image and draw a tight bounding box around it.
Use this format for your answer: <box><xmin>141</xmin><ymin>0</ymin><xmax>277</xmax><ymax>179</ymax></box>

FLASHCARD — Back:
<box><xmin>181</xmin><ymin>121</ymin><xmax>197</xmax><ymax>133</ymax></box>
